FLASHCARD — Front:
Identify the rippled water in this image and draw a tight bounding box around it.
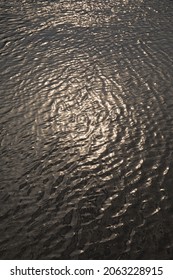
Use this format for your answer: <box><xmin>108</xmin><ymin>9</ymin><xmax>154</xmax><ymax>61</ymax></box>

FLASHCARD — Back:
<box><xmin>0</xmin><ymin>0</ymin><xmax>173</xmax><ymax>259</ymax></box>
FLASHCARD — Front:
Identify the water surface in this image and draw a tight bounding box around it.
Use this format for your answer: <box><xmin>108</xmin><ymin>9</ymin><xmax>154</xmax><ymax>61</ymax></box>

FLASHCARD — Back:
<box><xmin>0</xmin><ymin>0</ymin><xmax>173</xmax><ymax>259</ymax></box>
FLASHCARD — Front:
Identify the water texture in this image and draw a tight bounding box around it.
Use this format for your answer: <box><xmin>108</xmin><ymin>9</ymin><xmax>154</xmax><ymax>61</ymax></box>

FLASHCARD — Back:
<box><xmin>0</xmin><ymin>0</ymin><xmax>173</xmax><ymax>259</ymax></box>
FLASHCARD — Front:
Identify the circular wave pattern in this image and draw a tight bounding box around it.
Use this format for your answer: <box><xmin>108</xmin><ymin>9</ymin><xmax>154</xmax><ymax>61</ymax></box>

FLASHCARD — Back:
<box><xmin>0</xmin><ymin>0</ymin><xmax>173</xmax><ymax>259</ymax></box>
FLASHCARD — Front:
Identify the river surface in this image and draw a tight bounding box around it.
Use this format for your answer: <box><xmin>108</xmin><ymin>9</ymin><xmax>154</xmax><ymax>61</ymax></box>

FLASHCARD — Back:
<box><xmin>0</xmin><ymin>0</ymin><xmax>173</xmax><ymax>259</ymax></box>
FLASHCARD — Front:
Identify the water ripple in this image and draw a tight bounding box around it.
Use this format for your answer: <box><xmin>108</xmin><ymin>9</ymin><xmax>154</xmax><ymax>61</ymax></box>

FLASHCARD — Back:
<box><xmin>0</xmin><ymin>0</ymin><xmax>173</xmax><ymax>259</ymax></box>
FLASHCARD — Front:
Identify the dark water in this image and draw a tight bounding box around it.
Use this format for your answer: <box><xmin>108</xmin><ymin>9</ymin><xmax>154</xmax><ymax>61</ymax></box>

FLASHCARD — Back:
<box><xmin>0</xmin><ymin>0</ymin><xmax>173</xmax><ymax>260</ymax></box>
